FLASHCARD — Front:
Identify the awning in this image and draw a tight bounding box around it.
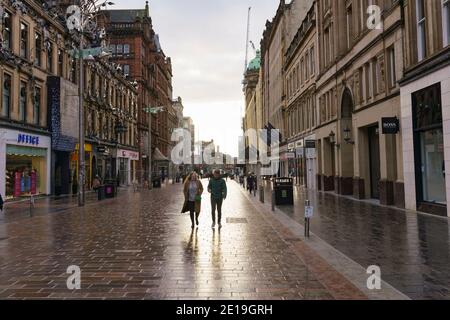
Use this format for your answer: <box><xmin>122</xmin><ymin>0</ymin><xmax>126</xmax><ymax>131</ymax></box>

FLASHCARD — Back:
<box><xmin>6</xmin><ymin>145</ymin><xmax>47</xmax><ymax>157</ymax></box>
<box><xmin>153</xmin><ymin>148</ymin><xmax>169</xmax><ymax>162</ymax></box>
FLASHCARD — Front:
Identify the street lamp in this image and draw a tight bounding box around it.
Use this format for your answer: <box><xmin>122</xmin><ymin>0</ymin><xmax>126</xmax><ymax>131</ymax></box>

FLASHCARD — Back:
<box><xmin>59</xmin><ymin>0</ymin><xmax>114</xmax><ymax>206</ymax></box>
<box><xmin>329</xmin><ymin>131</ymin><xmax>336</xmax><ymax>145</ymax></box>
<box><xmin>144</xmin><ymin>106</ymin><xmax>165</xmax><ymax>189</ymax></box>
<box><xmin>114</xmin><ymin>120</ymin><xmax>128</xmax><ymax>184</ymax></box>
<box><xmin>343</xmin><ymin>126</ymin><xmax>355</xmax><ymax>144</ymax></box>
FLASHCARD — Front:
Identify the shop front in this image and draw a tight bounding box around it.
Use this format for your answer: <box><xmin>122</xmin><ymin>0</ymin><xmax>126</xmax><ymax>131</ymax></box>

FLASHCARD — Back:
<box><xmin>92</xmin><ymin>145</ymin><xmax>113</xmax><ymax>182</ymax></box>
<box><xmin>305</xmin><ymin>136</ymin><xmax>317</xmax><ymax>190</ymax></box>
<box><xmin>401</xmin><ymin>69</ymin><xmax>450</xmax><ymax>217</ymax></box>
<box><xmin>116</xmin><ymin>149</ymin><xmax>139</xmax><ymax>186</ymax></box>
<box><xmin>70</xmin><ymin>144</ymin><xmax>93</xmax><ymax>193</ymax></box>
<box><xmin>0</xmin><ymin>129</ymin><xmax>51</xmax><ymax>200</ymax></box>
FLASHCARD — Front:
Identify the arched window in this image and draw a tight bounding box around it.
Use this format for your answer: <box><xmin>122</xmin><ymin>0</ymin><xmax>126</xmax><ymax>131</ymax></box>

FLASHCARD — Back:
<box><xmin>341</xmin><ymin>88</ymin><xmax>353</xmax><ymax>119</ymax></box>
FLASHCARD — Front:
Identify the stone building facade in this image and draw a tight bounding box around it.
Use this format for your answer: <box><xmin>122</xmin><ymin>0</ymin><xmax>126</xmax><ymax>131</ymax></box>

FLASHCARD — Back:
<box><xmin>400</xmin><ymin>0</ymin><xmax>450</xmax><ymax>216</ymax></box>
<box><xmin>314</xmin><ymin>0</ymin><xmax>404</xmax><ymax>207</ymax></box>
<box><xmin>103</xmin><ymin>2</ymin><xmax>174</xmax><ymax>183</ymax></box>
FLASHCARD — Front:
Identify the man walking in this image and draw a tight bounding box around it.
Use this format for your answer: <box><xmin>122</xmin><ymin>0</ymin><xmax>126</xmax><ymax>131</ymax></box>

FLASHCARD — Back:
<box><xmin>207</xmin><ymin>169</ymin><xmax>227</xmax><ymax>228</ymax></box>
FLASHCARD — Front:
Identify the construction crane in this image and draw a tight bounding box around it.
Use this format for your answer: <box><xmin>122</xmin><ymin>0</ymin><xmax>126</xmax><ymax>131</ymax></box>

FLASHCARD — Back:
<box><xmin>244</xmin><ymin>6</ymin><xmax>251</xmax><ymax>74</ymax></box>
<box><xmin>249</xmin><ymin>41</ymin><xmax>257</xmax><ymax>55</ymax></box>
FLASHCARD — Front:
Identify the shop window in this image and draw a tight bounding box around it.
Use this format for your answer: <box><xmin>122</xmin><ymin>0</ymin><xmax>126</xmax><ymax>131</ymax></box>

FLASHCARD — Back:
<box><xmin>413</xmin><ymin>83</ymin><xmax>446</xmax><ymax>205</ymax></box>
<box><xmin>5</xmin><ymin>151</ymin><xmax>46</xmax><ymax>200</ymax></box>
<box><xmin>2</xmin><ymin>74</ymin><xmax>11</xmax><ymax>118</ymax></box>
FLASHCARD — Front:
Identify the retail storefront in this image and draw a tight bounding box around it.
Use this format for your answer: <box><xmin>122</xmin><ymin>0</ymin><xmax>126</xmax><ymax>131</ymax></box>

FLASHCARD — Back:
<box><xmin>0</xmin><ymin>129</ymin><xmax>51</xmax><ymax>200</ymax></box>
<box><xmin>70</xmin><ymin>144</ymin><xmax>93</xmax><ymax>193</ymax></box>
<box><xmin>401</xmin><ymin>66</ymin><xmax>450</xmax><ymax>217</ymax></box>
<box><xmin>304</xmin><ymin>136</ymin><xmax>317</xmax><ymax>190</ymax></box>
<box><xmin>116</xmin><ymin>149</ymin><xmax>139</xmax><ymax>186</ymax></box>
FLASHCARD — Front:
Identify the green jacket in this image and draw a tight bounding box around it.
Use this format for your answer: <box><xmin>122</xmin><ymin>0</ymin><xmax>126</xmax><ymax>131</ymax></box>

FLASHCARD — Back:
<box><xmin>208</xmin><ymin>177</ymin><xmax>227</xmax><ymax>200</ymax></box>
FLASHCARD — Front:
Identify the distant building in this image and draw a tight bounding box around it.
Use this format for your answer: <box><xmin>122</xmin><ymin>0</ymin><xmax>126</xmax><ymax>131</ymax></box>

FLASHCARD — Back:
<box><xmin>102</xmin><ymin>1</ymin><xmax>175</xmax><ymax>182</ymax></box>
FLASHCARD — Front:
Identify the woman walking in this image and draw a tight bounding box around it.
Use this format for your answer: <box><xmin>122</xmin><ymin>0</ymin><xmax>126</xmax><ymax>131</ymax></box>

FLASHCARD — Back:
<box><xmin>181</xmin><ymin>172</ymin><xmax>204</xmax><ymax>229</ymax></box>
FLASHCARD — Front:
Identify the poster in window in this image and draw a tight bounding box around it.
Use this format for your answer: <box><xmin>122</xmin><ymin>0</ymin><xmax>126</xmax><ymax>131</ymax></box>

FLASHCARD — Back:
<box><xmin>31</xmin><ymin>170</ymin><xmax>37</xmax><ymax>195</ymax></box>
<box><xmin>14</xmin><ymin>172</ymin><xmax>21</xmax><ymax>197</ymax></box>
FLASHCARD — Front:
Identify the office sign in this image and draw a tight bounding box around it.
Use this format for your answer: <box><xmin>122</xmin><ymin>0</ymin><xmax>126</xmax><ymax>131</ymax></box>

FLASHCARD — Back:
<box><xmin>17</xmin><ymin>134</ymin><xmax>40</xmax><ymax>145</ymax></box>
<box><xmin>381</xmin><ymin>117</ymin><xmax>400</xmax><ymax>134</ymax></box>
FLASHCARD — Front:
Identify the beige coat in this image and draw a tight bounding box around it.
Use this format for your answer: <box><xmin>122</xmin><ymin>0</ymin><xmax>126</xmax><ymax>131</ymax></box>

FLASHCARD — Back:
<box><xmin>181</xmin><ymin>180</ymin><xmax>204</xmax><ymax>214</ymax></box>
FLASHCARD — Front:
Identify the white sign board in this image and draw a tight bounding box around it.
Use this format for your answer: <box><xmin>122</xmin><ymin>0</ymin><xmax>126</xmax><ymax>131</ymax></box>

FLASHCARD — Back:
<box><xmin>305</xmin><ymin>206</ymin><xmax>313</xmax><ymax>218</ymax></box>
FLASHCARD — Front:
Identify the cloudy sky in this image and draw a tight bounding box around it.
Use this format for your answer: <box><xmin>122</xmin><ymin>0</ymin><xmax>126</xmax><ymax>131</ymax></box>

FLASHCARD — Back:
<box><xmin>114</xmin><ymin>0</ymin><xmax>279</xmax><ymax>156</ymax></box>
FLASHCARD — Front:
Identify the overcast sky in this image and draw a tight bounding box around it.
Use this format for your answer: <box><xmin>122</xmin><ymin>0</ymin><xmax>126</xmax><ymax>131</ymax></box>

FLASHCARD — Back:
<box><xmin>114</xmin><ymin>0</ymin><xmax>279</xmax><ymax>156</ymax></box>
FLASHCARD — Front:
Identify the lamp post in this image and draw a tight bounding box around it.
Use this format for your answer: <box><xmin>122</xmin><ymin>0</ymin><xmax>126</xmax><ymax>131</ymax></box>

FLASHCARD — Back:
<box><xmin>61</xmin><ymin>1</ymin><xmax>114</xmax><ymax>206</ymax></box>
<box><xmin>114</xmin><ymin>120</ymin><xmax>127</xmax><ymax>184</ymax></box>
<box><xmin>343</xmin><ymin>126</ymin><xmax>355</xmax><ymax>144</ymax></box>
<box><xmin>145</xmin><ymin>106</ymin><xmax>165</xmax><ymax>189</ymax></box>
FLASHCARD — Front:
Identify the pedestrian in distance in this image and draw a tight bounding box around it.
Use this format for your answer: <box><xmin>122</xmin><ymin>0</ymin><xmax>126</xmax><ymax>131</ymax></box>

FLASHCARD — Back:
<box><xmin>247</xmin><ymin>173</ymin><xmax>255</xmax><ymax>195</ymax></box>
<box><xmin>207</xmin><ymin>169</ymin><xmax>227</xmax><ymax>228</ymax></box>
<box><xmin>93</xmin><ymin>175</ymin><xmax>101</xmax><ymax>191</ymax></box>
<box><xmin>181</xmin><ymin>172</ymin><xmax>204</xmax><ymax>229</ymax></box>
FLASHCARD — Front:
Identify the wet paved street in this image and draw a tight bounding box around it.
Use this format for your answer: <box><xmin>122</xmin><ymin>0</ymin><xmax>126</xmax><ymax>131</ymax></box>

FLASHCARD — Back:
<box><xmin>257</xmin><ymin>182</ymin><xmax>450</xmax><ymax>300</ymax></box>
<box><xmin>0</xmin><ymin>180</ymin><xmax>365</xmax><ymax>300</ymax></box>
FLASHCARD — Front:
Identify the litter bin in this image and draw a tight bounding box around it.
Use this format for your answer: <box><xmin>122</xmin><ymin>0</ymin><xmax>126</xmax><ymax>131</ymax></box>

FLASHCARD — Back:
<box><xmin>104</xmin><ymin>184</ymin><xmax>116</xmax><ymax>198</ymax></box>
<box><xmin>97</xmin><ymin>185</ymin><xmax>106</xmax><ymax>201</ymax></box>
<box><xmin>153</xmin><ymin>178</ymin><xmax>161</xmax><ymax>188</ymax></box>
<box><xmin>274</xmin><ymin>177</ymin><xmax>294</xmax><ymax>205</ymax></box>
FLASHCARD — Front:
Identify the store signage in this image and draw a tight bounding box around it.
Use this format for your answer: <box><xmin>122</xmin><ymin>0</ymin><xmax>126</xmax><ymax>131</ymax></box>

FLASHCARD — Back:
<box><xmin>118</xmin><ymin>149</ymin><xmax>139</xmax><ymax>161</ymax></box>
<box><xmin>305</xmin><ymin>205</ymin><xmax>314</xmax><ymax>218</ymax></box>
<box><xmin>288</xmin><ymin>143</ymin><xmax>295</xmax><ymax>151</ymax></box>
<box><xmin>295</xmin><ymin>140</ymin><xmax>304</xmax><ymax>148</ymax></box>
<box><xmin>97</xmin><ymin>146</ymin><xmax>108</xmax><ymax>153</ymax></box>
<box><xmin>381</xmin><ymin>117</ymin><xmax>400</xmax><ymax>134</ymax></box>
<box><xmin>305</xmin><ymin>140</ymin><xmax>316</xmax><ymax>149</ymax></box>
<box><xmin>17</xmin><ymin>134</ymin><xmax>40</xmax><ymax>145</ymax></box>
<box><xmin>285</xmin><ymin>152</ymin><xmax>296</xmax><ymax>159</ymax></box>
